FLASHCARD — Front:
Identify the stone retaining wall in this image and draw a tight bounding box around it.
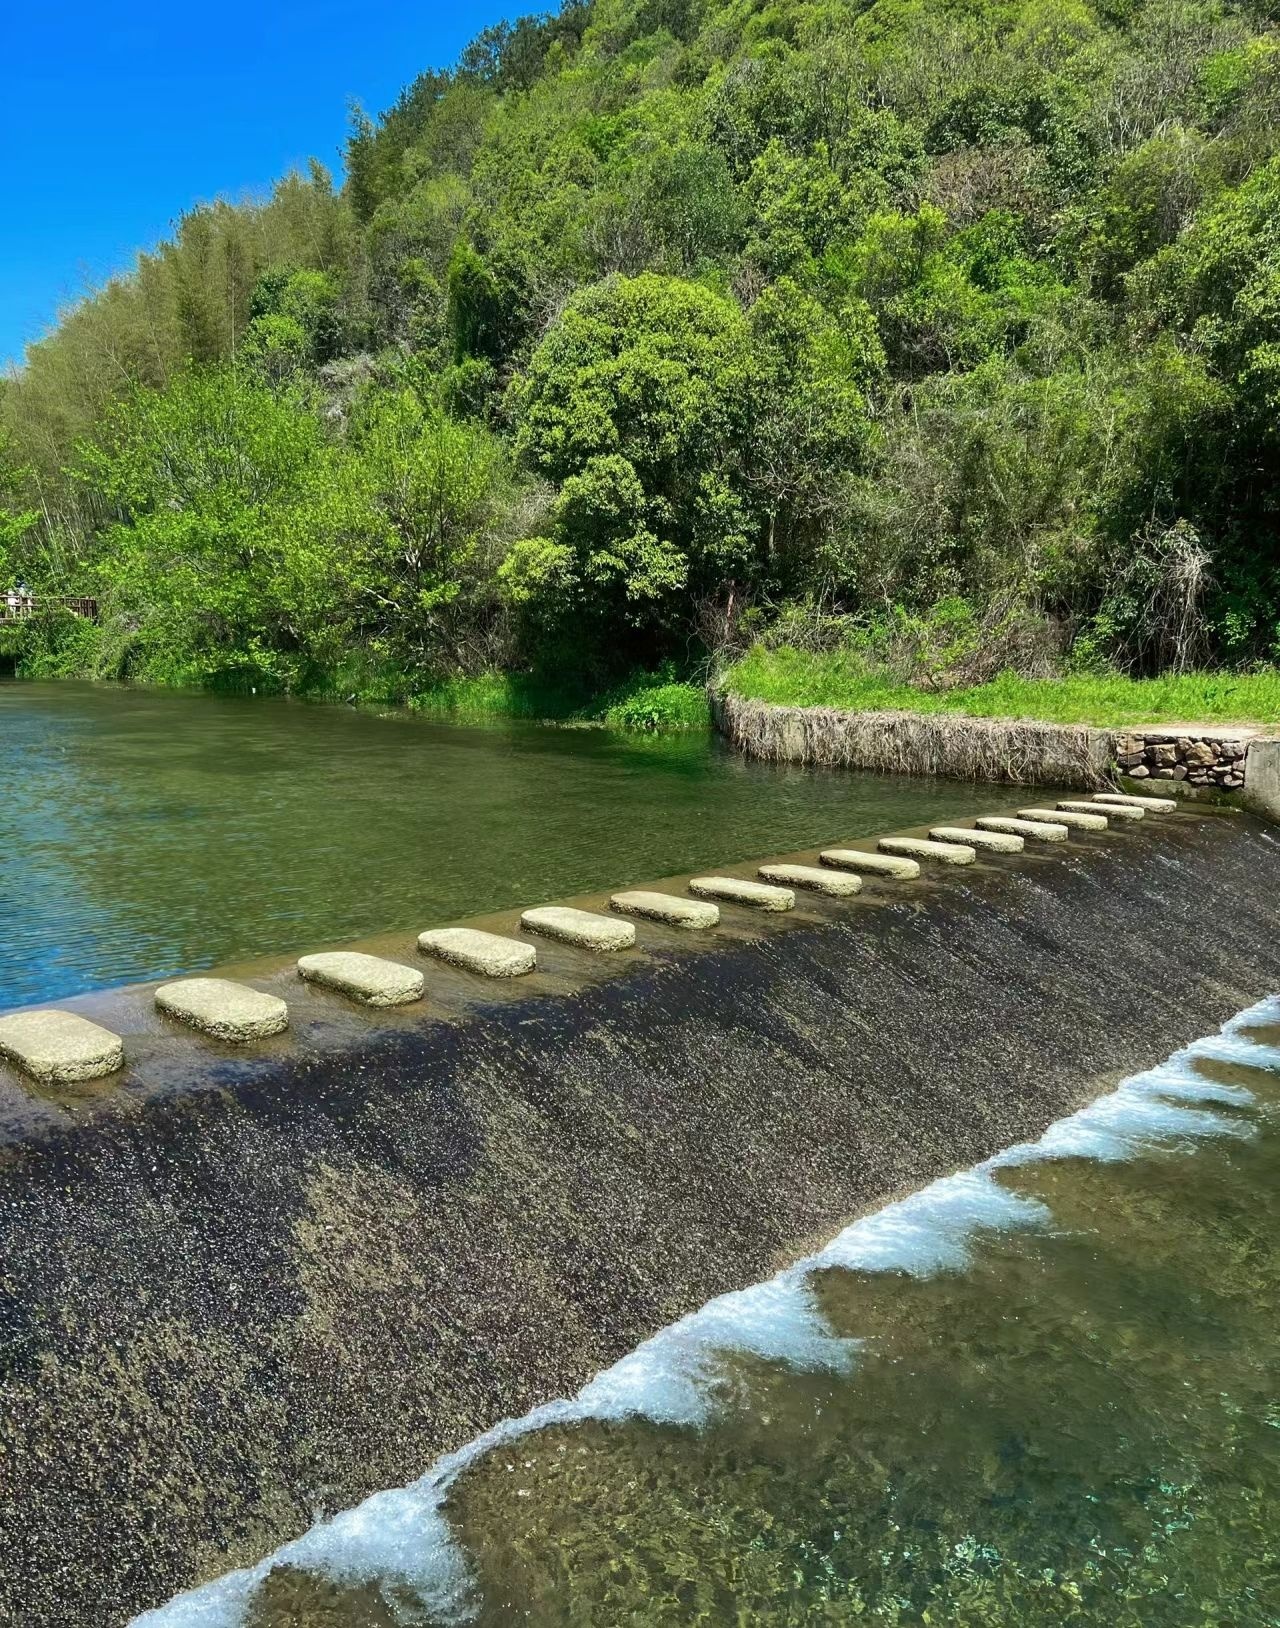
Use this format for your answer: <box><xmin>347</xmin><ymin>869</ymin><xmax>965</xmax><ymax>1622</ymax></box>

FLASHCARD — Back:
<box><xmin>1114</xmin><ymin>729</ymin><xmax>1248</xmax><ymax>788</ymax></box>
<box><xmin>713</xmin><ymin>690</ymin><xmax>1280</xmax><ymax>820</ymax></box>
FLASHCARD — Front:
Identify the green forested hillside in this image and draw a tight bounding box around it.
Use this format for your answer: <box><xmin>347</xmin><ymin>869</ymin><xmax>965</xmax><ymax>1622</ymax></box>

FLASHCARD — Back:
<box><xmin>2</xmin><ymin>0</ymin><xmax>1278</xmax><ymax>713</ymax></box>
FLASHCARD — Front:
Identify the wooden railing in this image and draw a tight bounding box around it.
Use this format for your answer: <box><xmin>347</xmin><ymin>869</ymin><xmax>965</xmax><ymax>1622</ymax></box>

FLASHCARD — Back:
<box><xmin>0</xmin><ymin>595</ymin><xmax>99</xmax><ymax>622</ymax></box>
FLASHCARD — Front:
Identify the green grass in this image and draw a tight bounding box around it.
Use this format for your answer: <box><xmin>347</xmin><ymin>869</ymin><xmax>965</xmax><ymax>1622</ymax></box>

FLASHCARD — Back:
<box><xmin>409</xmin><ymin>670</ymin><xmax>710</xmax><ymax>732</ymax></box>
<box><xmin>723</xmin><ymin>646</ymin><xmax>1280</xmax><ymax>727</ymax></box>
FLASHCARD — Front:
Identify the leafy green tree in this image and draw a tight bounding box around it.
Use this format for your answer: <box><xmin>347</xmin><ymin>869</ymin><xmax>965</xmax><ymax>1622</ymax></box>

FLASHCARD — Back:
<box><xmin>348</xmin><ymin>387</ymin><xmax>511</xmax><ymax>667</ymax></box>
<box><xmin>744</xmin><ymin>279</ymin><xmax>882</xmax><ymax>575</ymax></box>
<box><xmin>79</xmin><ymin>368</ymin><xmax>378</xmax><ymax>686</ymax></box>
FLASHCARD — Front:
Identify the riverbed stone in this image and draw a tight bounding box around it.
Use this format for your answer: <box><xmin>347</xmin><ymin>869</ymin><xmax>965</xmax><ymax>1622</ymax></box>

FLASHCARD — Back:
<box><xmin>819</xmin><ymin>848</ymin><xmax>921</xmax><ymax>880</ymax></box>
<box><xmin>417</xmin><ymin>928</ymin><xmax>537</xmax><ymax>978</ymax></box>
<box><xmin>1059</xmin><ymin>798</ymin><xmax>1144</xmax><ymax>821</ymax></box>
<box><xmin>297</xmin><ymin>952</ymin><xmax>424</xmax><ymax>1006</ymax></box>
<box><xmin>1019</xmin><ymin>807</ymin><xmax>1109</xmax><ymax>831</ymax></box>
<box><xmin>1093</xmin><ymin>792</ymin><xmax>1178</xmax><ymax>812</ymax></box>
<box><xmin>976</xmin><ymin>815</ymin><xmax>1069</xmax><ymax>842</ymax></box>
<box><xmin>689</xmin><ymin>876</ymin><xmax>795</xmax><ymax>910</ymax></box>
<box><xmin>879</xmin><ymin>836</ymin><xmax>976</xmax><ymax>865</ymax></box>
<box><xmin>757</xmin><ymin>862</ymin><xmax>863</xmax><ymax>895</ymax></box>
<box><xmin>155</xmin><ymin>978</ymin><xmax>289</xmax><ymax>1041</ymax></box>
<box><xmin>0</xmin><ymin>1009</ymin><xmax>125</xmax><ymax>1084</ymax></box>
<box><xmin>610</xmin><ymin>891</ymin><xmax>720</xmax><ymax>929</ymax></box>
<box><xmin>521</xmin><ymin>906</ymin><xmax>636</xmax><ymax>950</ymax></box>
<box><xmin>929</xmin><ymin>825</ymin><xmax>1024</xmax><ymax>854</ymax></box>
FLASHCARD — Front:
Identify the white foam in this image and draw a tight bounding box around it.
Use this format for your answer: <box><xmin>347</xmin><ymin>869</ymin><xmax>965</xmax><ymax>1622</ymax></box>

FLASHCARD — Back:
<box><xmin>813</xmin><ymin>1168</ymin><xmax>1051</xmax><ymax>1277</ymax></box>
<box><xmin>134</xmin><ymin>996</ymin><xmax>1280</xmax><ymax>1628</ymax></box>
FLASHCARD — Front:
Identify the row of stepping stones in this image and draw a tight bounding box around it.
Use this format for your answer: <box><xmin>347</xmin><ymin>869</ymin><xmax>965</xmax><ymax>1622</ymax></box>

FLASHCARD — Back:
<box><xmin>0</xmin><ymin>791</ymin><xmax>1175</xmax><ymax>1086</ymax></box>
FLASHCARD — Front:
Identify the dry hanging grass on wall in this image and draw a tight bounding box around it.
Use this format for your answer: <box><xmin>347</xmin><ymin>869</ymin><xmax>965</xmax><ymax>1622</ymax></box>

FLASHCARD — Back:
<box><xmin>713</xmin><ymin>692</ymin><xmax>1113</xmax><ymax>787</ymax></box>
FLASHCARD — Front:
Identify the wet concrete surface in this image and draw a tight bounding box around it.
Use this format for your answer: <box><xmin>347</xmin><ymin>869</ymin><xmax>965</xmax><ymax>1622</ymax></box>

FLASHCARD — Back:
<box><xmin>2</xmin><ymin>811</ymin><xmax>1279</xmax><ymax>1625</ymax></box>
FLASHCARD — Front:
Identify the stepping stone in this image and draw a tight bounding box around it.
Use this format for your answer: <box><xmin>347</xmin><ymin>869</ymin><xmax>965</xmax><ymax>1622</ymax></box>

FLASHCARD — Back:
<box><xmin>688</xmin><ymin>876</ymin><xmax>795</xmax><ymax>911</ymax></box>
<box><xmin>820</xmin><ymin>848</ymin><xmax>921</xmax><ymax>880</ymax></box>
<box><xmin>418</xmin><ymin>927</ymin><xmax>536</xmax><ymax>978</ymax></box>
<box><xmin>155</xmin><ymin>978</ymin><xmax>289</xmax><ymax>1041</ymax></box>
<box><xmin>758</xmin><ymin>863</ymin><xmax>862</xmax><ymax>896</ymax></box>
<box><xmin>976</xmin><ymin>816</ymin><xmax>1068</xmax><ymax>842</ymax></box>
<box><xmin>1020</xmin><ymin>807</ymin><xmax>1108</xmax><ymax>831</ymax></box>
<box><xmin>930</xmin><ymin>825</ymin><xmax>1023</xmax><ymax>854</ymax></box>
<box><xmin>297</xmin><ymin>952</ymin><xmax>424</xmax><ymax>1007</ymax></box>
<box><xmin>1059</xmin><ymin>798</ymin><xmax>1144</xmax><ymax>822</ymax></box>
<box><xmin>1094</xmin><ymin>792</ymin><xmax>1177</xmax><ymax>813</ymax></box>
<box><xmin>879</xmin><ymin>837</ymin><xmax>975</xmax><ymax>865</ymax></box>
<box><xmin>610</xmin><ymin>891</ymin><xmax>719</xmax><ymax>929</ymax></box>
<box><xmin>0</xmin><ymin>1009</ymin><xmax>124</xmax><ymax>1084</ymax></box>
<box><xmin>521</xmin><ymin>906</ymin><xmax>636</xmax><ymax>950</ymax></box>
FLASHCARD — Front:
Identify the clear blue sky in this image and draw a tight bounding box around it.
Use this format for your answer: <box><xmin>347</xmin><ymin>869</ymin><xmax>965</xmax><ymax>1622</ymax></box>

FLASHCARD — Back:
<box><xmin>1</xmin><ymin>1</ymin><xmax>507</xmax><ymax>369</ymax></box>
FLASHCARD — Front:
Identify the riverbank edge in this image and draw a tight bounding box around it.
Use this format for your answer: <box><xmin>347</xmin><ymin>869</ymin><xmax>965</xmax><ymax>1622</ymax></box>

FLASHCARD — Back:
<box><xmin>5</xmin><ymin>812</ymin><xmax>1280</xmax><ymax>1625</ymax></box>
<box><xmin>711</xmin><ymin>689</ymin><xmax>1280</xmax><ymax>820</ymax></box>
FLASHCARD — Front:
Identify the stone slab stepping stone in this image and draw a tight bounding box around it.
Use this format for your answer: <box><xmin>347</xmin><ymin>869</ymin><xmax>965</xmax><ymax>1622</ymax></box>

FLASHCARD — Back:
<box><xmin>1094</xmin><ymin>792</ymin><xmax>1178</xmax><ymax>813</ymax></box>
<box><xmin>1020</xmin><ymin>807</ymin><xmax>1108</xmax><ymax>831</ymax></box>
<box><xmin>521</xmin><ymin>906</ymin><xmax>636</xmax><ymax>950</ymax></box>
<box><xmin>689</xmin><ymin>876</ymin><xmax>795</xmax><ymax>911</ymax></box>
<box><xmin>758</xmin><ymin>863</ymin><xmax>863</xmax><ymax>896</ymax></box>
<box><xmin>930</xmin><ymin>825</ymin><xmax>1024</xmax><ymax>854</ymax></box>
<box><xmin>155</xmin><ymin>978</ymin><xmax>289</xmax><ymax>1041</ymax></box>
<box><xmin>820</xmin><ymin>848</ymin><xmax>921</xmax><ymax>880</ymax></box>
<box><xmin>418</xmin><ymin>927</ymin><xmax>537</xmax><ymax>978</ymax></box>
<box><xmin>879</xmin><ymin>836</ymin><xmax>976</xmax><ymax>865</ymax></box>
<box><xmin>1059</xmin><ymin>798</ymin><xmax>1144</xmax><ymax>822</ymax></box>
<box><xmin>0</xmin><ymin>1009</ymin><xmax>124</xmax><ymax>1084</ymax></box>
<box><xmin>297</xmin><ymin>951</ymin><xmax>424</xmax><ymax>1007</ymax></box>
<box><xmin>610</xmin><ymin>891</ymin><xmax>719</xmax><ymax>929</ymax></box>
<box><xmin>976</xmin><ymin>816</ymin><xmax>1068</xmax><ymax>842</ymax></box>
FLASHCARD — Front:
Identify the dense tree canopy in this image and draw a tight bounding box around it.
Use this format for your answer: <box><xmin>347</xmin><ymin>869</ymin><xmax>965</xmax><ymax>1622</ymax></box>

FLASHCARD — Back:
<box><xmin>3</xmin><ymin>0</ymin><xmax>1279</xmax><ymax>694</ymax></box>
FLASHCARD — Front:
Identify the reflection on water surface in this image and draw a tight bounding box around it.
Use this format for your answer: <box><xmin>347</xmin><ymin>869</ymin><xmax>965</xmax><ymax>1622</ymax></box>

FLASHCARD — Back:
<box><xmin>0</xmin><ymin>681</ymin><xmax>1035</xmax><ymax>1008</ymax></box>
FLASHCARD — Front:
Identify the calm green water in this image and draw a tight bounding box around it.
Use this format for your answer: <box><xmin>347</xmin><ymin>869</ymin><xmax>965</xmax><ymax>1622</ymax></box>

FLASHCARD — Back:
<box><xmin>0</xmin><ymin>680</ymin><xmax>1034</xmax><ymax>1011</ymax></box>
<box><xmin>139</xmin><ymin>1007</ymin><xmax>1280</xmax><ymax>1628</ymax></box>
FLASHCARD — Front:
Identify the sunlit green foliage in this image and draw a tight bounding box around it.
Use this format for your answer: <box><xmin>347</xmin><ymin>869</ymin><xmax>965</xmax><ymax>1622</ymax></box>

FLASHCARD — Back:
<box><xmin>3</xmin><ymin>0</ymin><xmax>1280</xmax><ymax>721</ymax></box>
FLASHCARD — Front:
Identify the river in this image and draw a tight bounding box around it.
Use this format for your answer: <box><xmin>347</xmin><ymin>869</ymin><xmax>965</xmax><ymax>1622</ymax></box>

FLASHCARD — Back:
<box><xmin>1</xmin><ymin>680</ymin><xmax>1033</xmax><ymax>1010</ymax></box>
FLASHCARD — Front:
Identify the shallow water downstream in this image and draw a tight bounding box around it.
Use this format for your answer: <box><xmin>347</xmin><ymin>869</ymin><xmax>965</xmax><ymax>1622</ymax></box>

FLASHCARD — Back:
<box><xmin>0</xmin><ymin>681</ymin><xmax>1037</xmax><ymax>1010</ymax></box>
<box><xmin>138</xmin><ymin>1002</ymin><xmax>1280</xmax><ymax>1628</ymax></box>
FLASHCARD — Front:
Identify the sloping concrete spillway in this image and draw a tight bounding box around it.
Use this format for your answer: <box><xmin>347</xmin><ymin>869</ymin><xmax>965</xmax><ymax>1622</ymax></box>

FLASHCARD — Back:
<box><xmin>3</xmin><ymin>811</ymin><xmax>1280</xmax><ymax>1625</ymax></box>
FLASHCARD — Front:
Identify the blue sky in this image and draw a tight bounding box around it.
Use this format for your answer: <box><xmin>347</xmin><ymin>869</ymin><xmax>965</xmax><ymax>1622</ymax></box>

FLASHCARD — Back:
<box><xmin>1</xmin><ymin>1</ymin><xmax>508</xmax><ymax>369</ymax></box>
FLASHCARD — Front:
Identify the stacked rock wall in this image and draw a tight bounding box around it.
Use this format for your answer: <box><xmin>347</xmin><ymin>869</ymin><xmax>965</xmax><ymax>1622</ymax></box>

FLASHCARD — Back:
<box><xmin>1114</xmin><ymin>730</ymin><xmax>1248</xmax><ymax>789</ymax></box>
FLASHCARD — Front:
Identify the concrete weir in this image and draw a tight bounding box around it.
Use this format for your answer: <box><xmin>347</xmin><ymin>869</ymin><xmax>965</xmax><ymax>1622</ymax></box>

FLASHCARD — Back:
<box><xmin>4</xmin><ymin>804</ymin><xmax>1280</xmax><ymax>1627</ymax></box>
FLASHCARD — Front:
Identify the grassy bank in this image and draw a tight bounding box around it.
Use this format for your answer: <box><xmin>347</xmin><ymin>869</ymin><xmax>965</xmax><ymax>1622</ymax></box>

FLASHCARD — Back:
<box><xmin>408</xmin><ymin>671</ymin><xmax>710</xmax><ymax>732</ymax></box>
<box><xmin>6</xmin><ymin>619</ymin><xmax>711</xmax><ymax>733</ymax></box>
<box><xmin>723</xmin><ymin>648</ymin><xmax>1280</xmax><ymax>728</ymax></box>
